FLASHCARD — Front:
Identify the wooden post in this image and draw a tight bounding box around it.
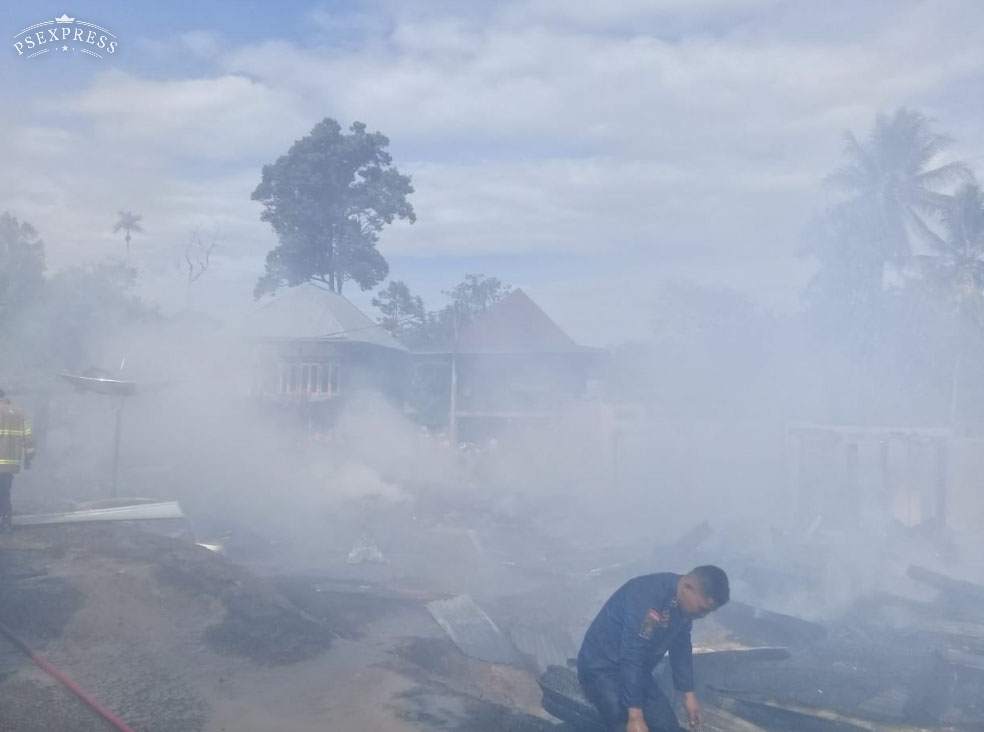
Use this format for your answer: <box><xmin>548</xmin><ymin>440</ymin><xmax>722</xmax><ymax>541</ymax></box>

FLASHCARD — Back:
<box><xmin>448</xmin><ymin>308</ymin><xmax>459</xmax><ymax>448</ymax></box>
<box><xmin>935</xmin><ymin>437</ymin><xmax>949</xmax><ymax>528</ymax></box>
<box><xmin>845</xmin><ymin>441</ymin><xmax>860</xmax><ymax>526</ymax></box>
<box><xmin>611</xmin><ymin>427</ymin><xmax>621</xmax><ymax>493</ymax></box>
<box><xmin>904</xmin><ymin>436</ymin><xmax>916</xmax><ymax>526</ymax></box>
<box><xmin>879</xmin><ymin>438</ymin><xmax>891</xmax><ymax>515</ymax></box>
<box><xmin>110</xmin><ymin>398</ymin><xmax>123</xmax><ymax>499</ymax></box>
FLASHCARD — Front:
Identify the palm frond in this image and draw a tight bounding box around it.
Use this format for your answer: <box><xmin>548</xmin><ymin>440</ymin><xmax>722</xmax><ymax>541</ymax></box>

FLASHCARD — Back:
<box><xmin>906</xmin><ymin>209</ymin><xmax>946</xmax><ymax>250</ymax></box>
<box><xmin>917</xmin><ymin>161</ymin><xmax>973</xmax><ymax>187</ymax></box>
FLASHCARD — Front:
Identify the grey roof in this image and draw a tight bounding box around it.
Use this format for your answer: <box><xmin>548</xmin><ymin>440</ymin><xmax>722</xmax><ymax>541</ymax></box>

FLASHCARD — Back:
<box><xmin>455</xmin><ymin>289</ymin><xmax>597</xmax><ymax>355</ymax></box>
<box><xmin>248</xmin><ymin>283</ymin><xmax>406</xmax><ymax>351</ymax></box>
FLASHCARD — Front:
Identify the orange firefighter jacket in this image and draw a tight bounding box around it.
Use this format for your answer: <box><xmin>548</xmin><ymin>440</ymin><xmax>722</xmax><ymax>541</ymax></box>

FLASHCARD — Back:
<box><xmin>0</xmin><ymin>401</ymin><xmax>34</xmax><ymax>474</ymax></box>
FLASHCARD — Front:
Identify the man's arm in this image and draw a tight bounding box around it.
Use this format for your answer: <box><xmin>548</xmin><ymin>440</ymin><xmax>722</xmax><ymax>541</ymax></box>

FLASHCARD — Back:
<box><xmin>669</xmin><ymin>624</ymin><xmax>701</xmax><ymax>728</ymax></box>
<box><xmin>668</xmin><ymin>622</ymin><xmax>695</xmax><ymax>693</ymax></box>
<box><xmin>617</xmin><ymin>584</ymin><xmax>654</xmax><ymax>714</ymax></box>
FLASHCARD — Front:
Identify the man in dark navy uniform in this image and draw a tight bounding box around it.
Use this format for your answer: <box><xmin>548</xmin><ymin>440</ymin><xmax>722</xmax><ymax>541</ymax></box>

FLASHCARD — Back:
<box><xmin>577</xmin><ymin>566</ymin><xmax>729</xmax><ymax>732</ymax></box>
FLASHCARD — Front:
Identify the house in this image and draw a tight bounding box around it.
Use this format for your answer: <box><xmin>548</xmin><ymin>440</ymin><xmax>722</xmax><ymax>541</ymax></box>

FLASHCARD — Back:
<box><xmin>412</xmin><ymin>289</ymin><xmax>607</xmax><ymax>441</ymax></box>
<box><xmin>247</xmin><ymin>284</ymin><xmax>408</xmax><ymax>424</ymax></box>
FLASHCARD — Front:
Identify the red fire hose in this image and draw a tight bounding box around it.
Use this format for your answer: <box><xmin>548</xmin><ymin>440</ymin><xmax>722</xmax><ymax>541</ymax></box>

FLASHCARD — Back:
<box><xmin>0</xmin><ymin>618</ymin><xmax>137</xmax><ymax>732</ymax></box>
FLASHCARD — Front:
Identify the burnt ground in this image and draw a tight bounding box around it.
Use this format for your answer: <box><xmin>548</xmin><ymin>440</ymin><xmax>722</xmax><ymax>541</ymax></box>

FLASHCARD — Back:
<box><xmin>5</xmin><ymin>514</ymin><xmax>981</xmax><ymax>731</ymax></box>
<box><xmin>0</xmin><ymin>523</ymin><xmax>551</xmax><ymax>731</ymax></box>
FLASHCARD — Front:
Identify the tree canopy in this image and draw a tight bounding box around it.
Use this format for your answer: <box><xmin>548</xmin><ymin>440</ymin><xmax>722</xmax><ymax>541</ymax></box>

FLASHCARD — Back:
<box><xmin>371</xmin><ymin>280</ymin><xmax>426</xmax><ymax>342</ymax></box>
<box><xmin>0</xmin><ymin>212</ymin><xmax>45</xmax><ymax>327</ymax></box>
<box><xmin>826</xmin><ymin>108</ymin><xmax>969</xmax><ymax>268</ymax></box>
<box><xmin>373</xmin><ymin>274</ymin><xmax>512</xmax><ymax>350</ymax></box>
<box><xmin>251</xmin><ymin>118</ymin><xmax>415</xmax><ymax>298</ymax></box>
<box><xmin>915</xmin><ymin>181</ymin><xmax>984</xmax><ymax>322</ymax></box>
<box><xmin>113</xmin><ymin>210</ymin><xmax>144</xmax><ymax>258</ymax></box>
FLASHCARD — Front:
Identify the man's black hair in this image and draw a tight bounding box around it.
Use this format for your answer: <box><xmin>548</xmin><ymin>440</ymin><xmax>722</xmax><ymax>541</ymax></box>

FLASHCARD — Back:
<box><xmin>689</xmin><ymin>565</ymin><xmax>729</xmax><ymax>606</ymax></box>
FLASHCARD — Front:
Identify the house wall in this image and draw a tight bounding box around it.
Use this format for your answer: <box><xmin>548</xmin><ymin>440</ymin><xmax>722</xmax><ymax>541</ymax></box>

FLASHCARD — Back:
<box><xmin>252</xmin><ymin>340</ymin><xmax>407</xmax><ymax>425</ymax></box>
<box><xmin>406</xmin><ymin>351</ymin><xmax>604</xmax><ymax>440</ymax></box>
<box><xmin>784</xmin><ymin>425</ymin><xmax>984</xmax><ymax>533</ymax></box>
<box><xmin>455</xmin><ymin>353</ymin><xmax>593</xmax><ymax>416</ymax></box>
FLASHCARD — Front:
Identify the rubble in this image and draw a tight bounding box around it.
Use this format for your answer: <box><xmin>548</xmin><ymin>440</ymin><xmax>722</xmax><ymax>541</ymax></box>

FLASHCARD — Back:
<box><xmin>5</xmin><ymin>483</ymin><xmax>984</xmax><ymax>731</ymax></box>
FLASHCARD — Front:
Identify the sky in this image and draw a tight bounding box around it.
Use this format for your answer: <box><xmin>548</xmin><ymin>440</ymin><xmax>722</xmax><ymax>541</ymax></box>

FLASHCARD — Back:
<box><xmin>3</xmin><ymin>0</ymin><xmax>984</xmax><ymax>345</ymax></box>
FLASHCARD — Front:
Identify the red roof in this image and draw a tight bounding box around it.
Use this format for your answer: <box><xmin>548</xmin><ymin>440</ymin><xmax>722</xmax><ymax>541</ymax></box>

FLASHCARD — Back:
<box><xmin>455</xmin><ymin>289</ymin><xmax>591</xmax><ymax>354</ymax></box>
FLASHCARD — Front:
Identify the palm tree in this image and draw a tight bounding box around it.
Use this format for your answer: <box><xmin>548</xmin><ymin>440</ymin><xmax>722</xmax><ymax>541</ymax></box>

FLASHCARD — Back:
<box><xmin>830</xmin><ymin>108</ymin><xmax>970</xmax><ymax>269</ymax></box>
<box><xmin>113</xmin><ymin>210</ymin><xmax>143</xmax><ymax>258</ymax></box>
<box><xmin>915</xmin><ymin>181</ymin><xmax>984</xmax><ymax>426</ymax></box>
<box><xmin>917</xmin><ymin>182</ymin><xmax>984</xmax><ymax>309</ymax></box>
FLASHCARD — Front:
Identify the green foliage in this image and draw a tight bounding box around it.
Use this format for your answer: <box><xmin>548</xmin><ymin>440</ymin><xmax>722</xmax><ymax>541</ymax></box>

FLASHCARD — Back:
<box><xmin>40</xmin><ymin>258</ymin><xmax>155</xmax><ymax>369</ymax></box>
<box><xmin>915</xmin><ymin>181</ymin><xmax>984</xmax><ymax>322</ymax></box>
<box><xmin>372</xmin><ymin>274</ymin><xmax>511</xmax><ymax>351</ymax></box>
<box><xmin>0</xmin><ymin>212</ymin><xmax>46</xmax><ymax>326</ymax></box>
<box><xmin>1</xmin><ymin>212</ymin><xmax>165</xmax><ymax>384</ymax></box>
<box><xmin>425</xmin><ymin>273</ymin><xmax>513</xmax><ymax>349</ymax></box>
<box><xmin>443</xmin><ymin>274</ymin><xmax>512</xmax><ymax>320</ymax></box>
<box><xmin>112</xmin><ymin>210</ymin><xmax>144</xmax><ymax>257</ymax></box>
<box><xmin>251</xmin><ymin>119</ymin><xmax>415</xmax><ymax>298</ymax></box>
<box><xmin>801</xmin><ymin>109</ymin><xmax>984</xmax><ymax>424</ymax></box>
<box><xmin>806</xmin><ymin>109</ymin><xmax>971</xmax><ymax>340</ymax></box>
<box><xmin>371</xmin><ymin>280</ymin><xmax>426</xmax><ymax>340</ymax></box>
<box><xmin>827</xmin><ymin>108</ymin><xmax>969</xmax><ymax>266</ymax></box>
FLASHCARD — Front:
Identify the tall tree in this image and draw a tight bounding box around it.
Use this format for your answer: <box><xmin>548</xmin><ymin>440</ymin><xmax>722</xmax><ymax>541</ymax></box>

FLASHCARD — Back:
<box><xmin>805</xmin><ymin>110</ymin><xmax>972</xmax><ymax>424</ymax></box>
<box><xmin>444</xmin><ymin>274</ymin><xmax>512</xmax><ymax>321</ymax></box>
<box><xmin>113</xmin><ymin>210</ymin><xmax>144</xmax><ymax>259</ymax></box>
<box><xmin>184</xmin><ymin>227</ymin><xmax>219</xmax><ymax>286</ymax></box>
<box><xmin>372</xmin><ymin>280</ymin><xmax>426</xmax><ymax>340</ymax></box>
<box><xmin>43</xmin><ymin>259</ymin><xmax>152</xmax><ymax>370</ymax></box>
<box><xmin>0</xmin><ymin>212</ymin><xmax>45</xmax><ymax>327</ymax></box>
<box><xmin>914</xmin><ymin>181</ymin><xmax>984</xmax><ymax>424</ymax></box>
<box><xmin>422</xmin><ymin>274</ymin><xmax>512</xmax><ymax>350</ymax></box>
<box><xmin>251</xmin><ymin>118</ymin><xmax>415</xmax><ymax>298</ymax></box>
<box><xmin>828</xmin><ymin>108</ymin><xmax>969</xmax><ymax>269</ymax></box>
<box><xmin>915</xmin><ymin>181</ymin><xmax>984</xmax><ymax>317</ymax></box>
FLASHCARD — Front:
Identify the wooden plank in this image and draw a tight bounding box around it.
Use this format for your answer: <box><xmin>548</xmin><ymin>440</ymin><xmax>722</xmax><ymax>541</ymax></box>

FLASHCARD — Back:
<box><xmin>715</xmin><ymin>601</ymin><xmax>827</xmax><ymax>646</ymax></box>
<box><xmin>907</xmin><ymin>565</ymin><xmax>984</xmax><ymax>604</ymax></box>
<box><xmin>701</xmin><ymin>704</ymin><xmax>769</xmax><ymax>731</ymax></box>
<box><xmin>713</xmin><ymin>690</ymin><xmax>972</xmax><ymax>731</ymax></box>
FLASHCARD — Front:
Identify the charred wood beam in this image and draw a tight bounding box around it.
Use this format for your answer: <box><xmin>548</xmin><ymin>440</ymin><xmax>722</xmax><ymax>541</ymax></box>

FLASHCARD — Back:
<box><xmin>712</xmin><ymin>688</ymin><xmax>971</xmax><ymax>732</ymax></box>
<box><xmin>714</xmin><ymin>601</ymin><xmax>827</xmax><ymax>647</ymax></box>
<box><xmin>907</xmin><ymin>566</ymin><xmax>984</xmax><ymax>606</ymax></box>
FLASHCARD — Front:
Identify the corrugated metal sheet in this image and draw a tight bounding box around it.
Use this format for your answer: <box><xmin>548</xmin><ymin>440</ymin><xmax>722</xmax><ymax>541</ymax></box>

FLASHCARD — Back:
<box><xmin>14</xmin><ymin>501</ymin><xmax>185</xmax><ymax>526</ymax></box>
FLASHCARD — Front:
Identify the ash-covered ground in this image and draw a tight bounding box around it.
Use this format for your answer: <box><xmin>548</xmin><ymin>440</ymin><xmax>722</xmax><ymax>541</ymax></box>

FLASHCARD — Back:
<box><xmin>2</xmin><ymin>483</ymin><xmax>984</xmax><ymax>731</ymax></box>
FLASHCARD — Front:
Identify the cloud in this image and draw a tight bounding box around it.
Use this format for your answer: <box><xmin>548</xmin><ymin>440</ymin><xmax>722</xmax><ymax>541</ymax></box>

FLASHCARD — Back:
<box><xmin>4</xmin><ymin>0</ymin><xmax>984</xmax><ymax>341</ymax></box>
<box><xmin>178</xmin><ymin>30</ymin><xmax>223</xmax><ymax>60</ymax></box>
<box><xmin>65</xmin><ymin>70</ymin><xmax>309</xmax><ymax>162</ymax></box>
<box><xmin>379</xmin><ymin>156</ymin><xmax>815</xmax><ymax>259</ymax></box>
<box><xmin>216</xmin><ymin>5</ymin><xmax>984</xmax><ymax>169</ymax></box>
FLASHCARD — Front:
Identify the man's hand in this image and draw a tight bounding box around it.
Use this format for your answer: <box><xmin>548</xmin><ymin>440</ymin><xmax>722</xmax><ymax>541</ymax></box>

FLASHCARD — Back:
<box><xmin>626</xmin><ymin>707</ymin><xmax>649</xmax><ymax>732</ymax></box>
<box><xmin>682</xmin><ymin>691</ymin><xmax>702</xmax><ymax>730</ymax></box>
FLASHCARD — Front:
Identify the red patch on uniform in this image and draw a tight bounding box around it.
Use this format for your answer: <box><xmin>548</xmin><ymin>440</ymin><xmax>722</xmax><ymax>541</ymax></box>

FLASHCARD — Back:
<box><xmin>639</xmin><ymin>608</ymin><xmax>670</xmax><ymax>639</ymax></box>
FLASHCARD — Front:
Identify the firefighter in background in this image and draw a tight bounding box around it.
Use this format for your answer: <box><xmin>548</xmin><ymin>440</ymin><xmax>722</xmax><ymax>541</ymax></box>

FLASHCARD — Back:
<box><xmin>0</xmin><ymin>388</ymin><xmax>35</xmax><ymax>531</ymax></box>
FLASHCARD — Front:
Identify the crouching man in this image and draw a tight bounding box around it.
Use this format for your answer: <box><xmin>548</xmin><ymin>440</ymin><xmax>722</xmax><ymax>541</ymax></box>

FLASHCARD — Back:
<box><xmin>577</xmin><ymin>566</ymin><xmax>729</xmax><ymax>732</ymax></box>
